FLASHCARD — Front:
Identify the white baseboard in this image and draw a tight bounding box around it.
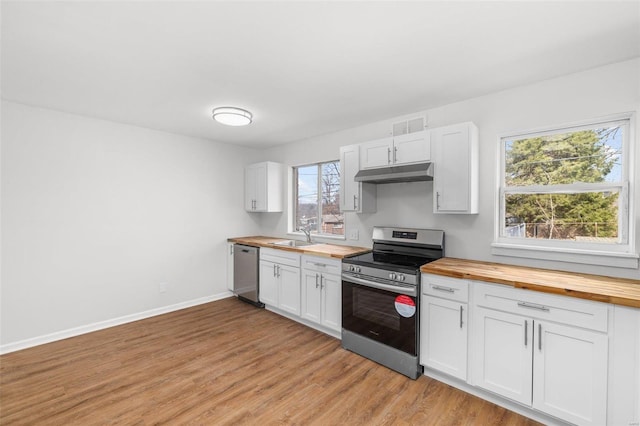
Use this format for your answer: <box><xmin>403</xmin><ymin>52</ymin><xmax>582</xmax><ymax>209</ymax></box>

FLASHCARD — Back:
<box><xmin>0</xmin><ymin>291</ymin><xmax>233</xmax><ymax>355</ymax></box>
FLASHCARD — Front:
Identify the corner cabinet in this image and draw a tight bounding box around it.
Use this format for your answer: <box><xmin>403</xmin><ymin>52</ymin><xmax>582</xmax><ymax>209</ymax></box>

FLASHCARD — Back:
<box><xmin>245</xmin><ymin>161</ymin><xmax>284</xmax><ymax>212</ymax></box>
<box><xmin>339</xmin><ymin>144</ymin><xmax>376</xmax><ymax>213</ymax></box>
<box><xmin>431</xmin><ymin>122</ymin><xmax>478</xmax><ymax>214</ymax></box>
<box><xmin>300</xmin><ymin>255</ymin><xmax>342</xmax><ymax>333</ymax></box>
<box><xmin>360</xmin><ymin>130</ymin><xmax>430</xmax><ymax>169</ymax></box>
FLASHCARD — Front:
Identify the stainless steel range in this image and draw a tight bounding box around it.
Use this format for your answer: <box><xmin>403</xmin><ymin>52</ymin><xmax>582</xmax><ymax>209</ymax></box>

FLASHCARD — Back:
<box><xmin>341</xmin><ymin>226</ymin><xmax>445</xmax><ymax>379</ymax></box>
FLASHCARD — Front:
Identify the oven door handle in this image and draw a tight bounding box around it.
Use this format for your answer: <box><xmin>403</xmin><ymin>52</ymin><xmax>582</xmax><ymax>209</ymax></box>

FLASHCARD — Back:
<box><xmin>343</xmin><ymin>274</ymin><xmax>417</xmax><ymax>297</ymax></box>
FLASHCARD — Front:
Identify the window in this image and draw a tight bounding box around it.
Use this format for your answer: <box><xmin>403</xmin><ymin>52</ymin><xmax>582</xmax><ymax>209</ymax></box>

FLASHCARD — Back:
<box><xmin>494</xmin><ymin>114</ymin><xmax>637</xmax><ymax>268</ymax></box>
<box><xmin>293</xmin><ymin>161</ymin><xmax>344</xmax><ymax>237</ymax></box>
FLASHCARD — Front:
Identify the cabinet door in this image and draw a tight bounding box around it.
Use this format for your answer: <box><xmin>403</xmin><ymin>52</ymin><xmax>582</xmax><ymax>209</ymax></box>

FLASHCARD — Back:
<box><xmin>360</xmin><ymin>137</ymin><xmax>393</xmax><ymax>169</ymax></box>
<box><xmin>432</xmin><ymin>122</ymin><xmax>478</xmax><ymax>214</ymax></box>
<box><xmin>340</xmin><ymin>144</ymin><xmax>376</xmax><ymax>214</ymax></box>
<box><xmin>421</xmin><ymin>296</ymin><xmax>468</xmax><ymax>380</ymax></box>
<box><xmin>259</xmin><ymin>260</ymin><xmax>278</xmax><ymax>306</ymax></box>
<box><xmin>532</xmin><ymin>321</ymin><xmax>608</xmax><ymax>426</ymax></box>
<box><xmin>245</xmin><ymin>165</ymin><xmax>258</xmax><ymax>211</ymax></box>
<box><xmin>320</xmin><ymin>273</ymin><xmax>341</xmax><ymax>333</ymax></box>
<box><xmin>301</xmin><ymin>270</ymin><xmax>322</xmax><ymax>324</ymax></box>
<box><xmin>394</xmin><ymin>130</ymin><xmax>430</xmax><ymax>165</ymax></box>
<box><xmin>340</xmin><ymin>144</ymin><xmax>360</xmax><ymax>212</ymax></box>
<box><xmin>473</xmin><ymin>307</ymin><xmax>533</xmax><ymax>405</ymax></box>
<box><xmin>253</xmin><ymin>162</ymin><xmax>268</xmax><ymax>211</ymax></box>
<box><xmin>278</xmin><ymin>264</ymin><xmax>301</xmax><ymax>316</ymax></box>
<box><xmin>226</xmin><ymin>243</ymin><xmax>234</xmax><ymax>291</ymax></box>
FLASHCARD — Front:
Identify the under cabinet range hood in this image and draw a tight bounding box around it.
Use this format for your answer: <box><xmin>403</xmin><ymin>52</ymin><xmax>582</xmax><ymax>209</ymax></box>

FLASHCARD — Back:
<box><xmin>354</xmin><ymin>163</ymin><xmax>433</xmax><ymax>184</ymax></box>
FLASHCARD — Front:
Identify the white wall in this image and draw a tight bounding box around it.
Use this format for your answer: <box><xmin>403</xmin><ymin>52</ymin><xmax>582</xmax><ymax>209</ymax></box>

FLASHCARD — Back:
<box><xmin>259</xmin><ymin>58</ymin><xmax>640</xmax><ymax>280</ymax></box>
<box><xmin>0</xmin><ymin>101</ymin><xmax>261</xmax><ymax>349</ymax></box>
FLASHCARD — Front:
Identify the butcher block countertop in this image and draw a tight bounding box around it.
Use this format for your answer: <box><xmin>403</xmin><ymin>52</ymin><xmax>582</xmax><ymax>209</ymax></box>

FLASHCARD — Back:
<box><xmin>227</xmin><ymin>236</ymin><xmax>370</xmax><ymax>259</ymax></box>
<box><xmin>421</xmin><ymin>257</ymin><xmax>640</xmax><ymax>308</ymax></box>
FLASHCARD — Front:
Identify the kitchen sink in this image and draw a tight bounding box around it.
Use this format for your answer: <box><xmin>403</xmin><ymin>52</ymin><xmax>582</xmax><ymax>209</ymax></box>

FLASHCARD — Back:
<box><xmin>272</xmin><ymin>239</ymin><xmax>320</xmax><ymax>247</ymax></box>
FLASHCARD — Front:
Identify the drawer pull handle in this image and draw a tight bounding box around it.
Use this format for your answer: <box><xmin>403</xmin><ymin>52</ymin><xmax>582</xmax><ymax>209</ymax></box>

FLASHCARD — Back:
<box><xmin>517</xmin><ymin>301</ymin><xmax>549</xmax><ymax>312</ymax></box>
<box><xmin>313</xmin><ymin>262</ymin><xmax>327</xmax><ymax>268</ymax></box>
<box><xmin>432</xmin><ymin>285</ymin><xmax>454</xmax><ymax>293</ymax></box>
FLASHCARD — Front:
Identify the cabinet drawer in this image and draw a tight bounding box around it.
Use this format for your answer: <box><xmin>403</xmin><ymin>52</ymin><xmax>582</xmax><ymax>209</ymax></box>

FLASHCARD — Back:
<box><xmin>474</xmin><ymin>281</ymin><xmax>608</xmax><ymax>332</ymax></box>
<box><xmin>422</xmin><ymin>274</ymin><xmax>469</xmax><ymax>303</ymax></box>
<box><xmin>260</xmin><ymin>247</ymin><xmax>300</xmax><ymax>268</ymax></box>
<box><xmin>301</xmin><ymin>255</ymin><xmax>341</xmax><ymax>275</ymax></box>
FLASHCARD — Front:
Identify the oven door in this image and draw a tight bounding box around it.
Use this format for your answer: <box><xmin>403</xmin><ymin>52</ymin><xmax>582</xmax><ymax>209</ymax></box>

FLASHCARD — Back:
<box><xmin>342</xmin><ymin>274</ymin><xmax>418</xmax><ymax>355</ymax></box>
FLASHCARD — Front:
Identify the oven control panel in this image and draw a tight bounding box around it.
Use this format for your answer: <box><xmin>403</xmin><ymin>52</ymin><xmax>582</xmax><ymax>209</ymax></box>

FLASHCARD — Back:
<box><xmin>392</xmin><ymin>230</ymin><xmax>418</xmax><ymax>240</ymax></box>
<box><xmin>342</xmin><ymin>263</ymin><xmax>418</xmax><ymax>286</ymax></box>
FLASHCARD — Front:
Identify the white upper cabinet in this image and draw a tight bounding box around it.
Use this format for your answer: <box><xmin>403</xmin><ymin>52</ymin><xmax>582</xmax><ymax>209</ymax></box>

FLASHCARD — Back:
<box><xmin>360</xmin><ymin>137</ymin><xmax>394</xmax><ymax>169</ymax></box>
<box><xmin>360</xmin><ymin>130</ymin><xmax>430</xmax><ymax>169</ymax></box>
<box><xmin>393</xmin><ymin>131</ymin><xmax>431</xmax><ymax>165</ymax></box>
<box><xmin>339</xmin><ymin>144</ymin><xmax>376</xmax><ymax>213</ymax></box>
<box><xmin>431</xmin><ymin>122</ymin><xmax>479</xmax><ymax>214</ymax></box>
<box><xmin>245</xmin><ymin>161</ymin><xmax>284</xmax><ymax>212</ymax></box>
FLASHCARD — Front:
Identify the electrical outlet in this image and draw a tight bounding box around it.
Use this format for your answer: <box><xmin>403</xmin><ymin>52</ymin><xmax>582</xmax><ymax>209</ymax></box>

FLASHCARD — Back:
<box><xmin>159</xmin><ymin>282</ymin><xmax>167</xmax><ymax>293</ymax></box>
<box><xmin>349</xmin><ymin>229</ymin><xmax>359</xmax><ymax>240</ymax></box>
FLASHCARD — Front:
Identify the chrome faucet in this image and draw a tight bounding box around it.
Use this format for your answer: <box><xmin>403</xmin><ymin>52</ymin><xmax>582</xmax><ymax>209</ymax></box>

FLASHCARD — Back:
<box><xmin>298</xmin><ymin>225</ymin><xmax>312</xmax><ymax>243</ymax></box>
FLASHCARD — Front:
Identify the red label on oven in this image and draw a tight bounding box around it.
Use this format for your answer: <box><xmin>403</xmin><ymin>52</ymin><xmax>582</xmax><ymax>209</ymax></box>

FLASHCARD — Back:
<box><xmin>394</xmin><ymin>295</ymin><xmax>416</xmax><ymax>318</ymax></box>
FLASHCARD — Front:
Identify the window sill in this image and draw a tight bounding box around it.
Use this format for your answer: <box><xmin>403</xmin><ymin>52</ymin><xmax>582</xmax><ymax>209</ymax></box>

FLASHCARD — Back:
<box><xmin>491</xmin><ymin>242</ymin><xmax>639</xmax><ymax>269</ymax></box>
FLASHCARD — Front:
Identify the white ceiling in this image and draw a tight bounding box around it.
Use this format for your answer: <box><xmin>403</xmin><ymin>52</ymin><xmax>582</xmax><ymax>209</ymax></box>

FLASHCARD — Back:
<box><xmin>2</xmin><ymin>1</ymin><xmax>639</xmax><ymax>148</ymax></box>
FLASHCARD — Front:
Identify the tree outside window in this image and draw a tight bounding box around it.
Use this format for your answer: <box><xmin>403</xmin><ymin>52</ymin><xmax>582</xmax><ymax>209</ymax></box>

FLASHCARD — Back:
<box><xmin>294</xmin><ymin>161</ymin><xmax>344</xmax><ymax>237</ymax></box>
<box><xmin>501</xmin><ymin>119</ymin><xmax>628</xmax><ymax>245</ymax></box>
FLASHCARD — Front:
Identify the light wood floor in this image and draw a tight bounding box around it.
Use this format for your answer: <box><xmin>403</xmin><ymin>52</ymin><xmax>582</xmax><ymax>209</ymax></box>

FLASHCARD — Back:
<box><xmin>1</xmin><ymin>297</ymin><xmax>541</xmax><ymax>425</ymax></box>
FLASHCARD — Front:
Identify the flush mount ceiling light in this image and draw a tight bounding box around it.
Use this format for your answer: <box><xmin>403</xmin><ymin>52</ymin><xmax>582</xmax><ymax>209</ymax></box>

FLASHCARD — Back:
<box><xmin>212</xmin><ymin>107</ymin><xmax>252</xmax><ymax>126</ymax></box>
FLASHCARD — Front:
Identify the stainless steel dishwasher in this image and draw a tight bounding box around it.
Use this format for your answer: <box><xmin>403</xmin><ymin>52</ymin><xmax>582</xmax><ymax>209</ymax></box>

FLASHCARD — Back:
<box><xmin>233</xmin><ymin>244</ymin><xmax>264</xmax><ymax>307</ymax></box>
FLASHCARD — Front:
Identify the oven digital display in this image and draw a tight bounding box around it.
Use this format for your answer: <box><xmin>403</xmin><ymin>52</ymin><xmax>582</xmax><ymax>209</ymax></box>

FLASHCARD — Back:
<box><xmin>392</xmin><ymin>231</ymin><xmax>418</xmax><ymax>240</ymax></box>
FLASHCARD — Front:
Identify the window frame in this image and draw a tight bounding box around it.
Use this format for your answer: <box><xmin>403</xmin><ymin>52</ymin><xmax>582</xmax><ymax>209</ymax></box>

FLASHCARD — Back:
<box><xmin>291</xmin><ymin>160</ymin><xmax>345</xmax><ymax>240</ymax></box>
<box><xmin>492</xmin><ymin>113</ymin><xmax>638</xmax><ymax>268</ymax></box>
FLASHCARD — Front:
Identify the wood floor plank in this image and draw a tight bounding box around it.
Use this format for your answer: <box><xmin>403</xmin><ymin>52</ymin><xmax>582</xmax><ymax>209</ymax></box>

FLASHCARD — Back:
<box><xmin>1</xmin><ymin>297</ymin><xmax>541</xmax><ymax>425</ymax></box>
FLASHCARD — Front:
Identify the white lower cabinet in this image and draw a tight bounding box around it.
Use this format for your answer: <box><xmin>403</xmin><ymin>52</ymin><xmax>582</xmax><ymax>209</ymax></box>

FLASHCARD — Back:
<box><xmin>258</xmin><ymin>249</ymin><xmax>342</xmax><ymax>337</ymax></box>
<box><xmin>259</xmin><ymin>248</ymin><xmax>301</xmax><ymax>315</ymax></box>
<box><xmin>420</xmin><ymin>274</ymin><xmax>469</xmax><ymax>381</ymax></box>
<box><xmin>259</xmin><ymin>259</ymin><xmax>279</xmax><ymax>306</ymax></box>
<box><xmin>473</xmin><ymin>307</ymin><xmax>534</xmax><ymax>405</ymax></box>
<box><xmin>532</xmin><ymin>321</ymin><xmax>608</xmax><ymax>426</ymax></box>
<box><xmin>419</xmin><ymin>275</ymin><xmax>621</xmax><ymax>425</ymax></box>
<box><xmin>277</xmin><ymin>264</ymin><xmax>302</xmax><ymax>316</ymax></box>
<box><xmin>471</xmin><ymin>282</ymin><xmax>609</xmax><ymax>426</ymax></box>
<box><xmin>301</xmin><ymin>255</ymin><xmax>342</xmax><ymax>333</ymax></box>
